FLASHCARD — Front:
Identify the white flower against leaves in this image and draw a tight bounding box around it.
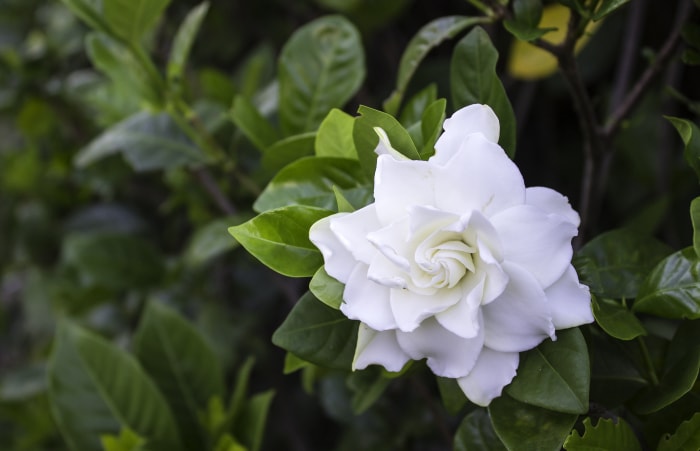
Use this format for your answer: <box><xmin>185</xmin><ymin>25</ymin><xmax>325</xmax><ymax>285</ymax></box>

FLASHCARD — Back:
<box><xmin>309</xmin><ymin>104</ymin><xmax>593</xmax><ymax>406</ymax></box>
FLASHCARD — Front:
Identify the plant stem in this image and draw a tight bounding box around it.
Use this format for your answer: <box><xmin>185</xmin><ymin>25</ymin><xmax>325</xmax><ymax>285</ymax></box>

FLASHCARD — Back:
<box><xmin>636</xmin><ymin>337</ymin><xmax>660</xmax><ymax>386</ymax></box>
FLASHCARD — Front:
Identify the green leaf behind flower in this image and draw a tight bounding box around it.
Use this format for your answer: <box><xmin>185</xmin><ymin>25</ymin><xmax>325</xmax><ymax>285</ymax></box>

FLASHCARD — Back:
<box><xmin>454</xmin><ymin>409</ymin><xmax>507</xmax><ymax>451</ymax></box>
<box><xmin>563</xmin><ymin>417</ymin><xmax>641</xmax><ymax>451</ymax></box>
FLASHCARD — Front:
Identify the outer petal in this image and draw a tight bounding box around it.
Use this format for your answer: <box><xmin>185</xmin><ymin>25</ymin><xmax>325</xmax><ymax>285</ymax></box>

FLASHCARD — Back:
<box><xmin>390</xmin><ymin>285</ymin><xmax>463</xmax><ymax>332</ymax></box>
<box><xmin>396</xmin><ymin>317</ymin><xmax>484</xmax><ymax>378</ymax></box>
<box><xmin>330</xmin><ymin>204</ymin><xmax>381</xmax><ymax>266</ymax></box>
<box><xmin>432</xmin><ymin>104</ymin><xmax>500</xmax><ymax>164</ymax></box>
<box><xmin>489</xmin><ymin>204</ymin><xmax>577</xmax><ymax>288</ymax></box>
<box><xmin>433</xmin><ymin>134</ymin><xmax>525</xmax><ymax>217</ymax></box>
<box><xmin>482</xmin><ymin>262</ymin><xmax>555</xmax><ymax>353</ymax></box>
<box><xmin>341</xmin><ymin>264</ymin><xmax>397</xmax><ymax>331</ymax></box>
<box><xmin>309</xmin><ymin>213</ymin><xmax>355</xmax><ymax>283</ymax></box>
<box><xmin>457</xmin><ymin>348</ymin><xmax>519</xmax><ymax>407</ymax></box>
<box><xmin>526</xmin><ymin>186</ymin><xmax>580</xmax><ymax>227</ymax></box>
<box><xmin>353</xmin><ymin>324</ymin><xmax>410</xmax><ymax>372</ymax></box>
<box><xmin>546</xmin><ymin>265</ymin><xmax>593</xmax><ymax>329</ymax></box>
<box><xmin>374</xmin><ymin>155</ymin><xmax>435</xmax><ymax>225</ymax></box>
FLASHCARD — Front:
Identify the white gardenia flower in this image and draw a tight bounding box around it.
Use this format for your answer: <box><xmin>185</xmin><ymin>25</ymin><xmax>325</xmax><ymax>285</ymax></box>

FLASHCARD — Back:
<box><xmin>309</xmin><ymin>104</ymin><xmax>593</xmax><ymax>406</ymax></box>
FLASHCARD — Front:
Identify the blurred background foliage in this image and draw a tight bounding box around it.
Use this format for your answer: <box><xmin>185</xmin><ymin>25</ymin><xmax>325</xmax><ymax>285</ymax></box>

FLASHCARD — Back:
<box><xmin>1</xmin><ymin>0</ymin><xmax>699</xmax><ymax>450</ymax></box>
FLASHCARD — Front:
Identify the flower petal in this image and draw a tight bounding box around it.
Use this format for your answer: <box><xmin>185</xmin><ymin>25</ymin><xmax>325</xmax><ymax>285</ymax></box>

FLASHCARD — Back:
<box><xmin>390</xmin><ymin>284</ymin><xmax>463</xmax><ymax>332</ymax></box>
<box><xmin>330</xmin><ymin>204</ymin><xmax>381</xmax><ymax>266</ymax></box>
<box><xmin>353</xmin><ymin>324</ymin><xmax>410</xmax><ymax>372</ymax></box>
<box><xmin>309</xmin><ymin>213</ymin><xmax>356</xmax><ymax>283</ymax></box>
<box><xmin>396</xmin><ymin>317</ymin><xmax>484</xmax><ymax>378</ymax></box>
<box><xmin>482</xmin><ymin>262</ymin><xmax>555</xmax><ymax>353</ymax></box>
<box><xmin>341</xmin><ymin>264</ymin><xmax>397</xmax><ymax>331</ymax></box>
<box><xmin>374</xmin><ymin>155</ymin><xmax>435</xmax><ymax>225</ymax></box>
<box><xmin>457</xmin><ymin>348</ymin><xmax>519</xmax><ymax>407</ymax></box>
<box><xmin>432</xmin><ymin>104</ymin><xmax>500</xmax><ymax>165</ymax></box>
<box><xmin>435</xmin><ymin>274</ymin><xmax>485</xmax><ymax>338</ymax></box>
<box><xmin>433</xmin><ymin>134</ymin><xmax>525</xmax><ymax>217</ymax></box>
<box><xmin>526</xmin><ymin>187</ymin><xmax>580</xmax><ymax>227</ymax></box>
<box><xmin>489</xmin><ymin>204</ymin><xmax>577</xmax><ymax>287</ymax></box>
<box><xmin>546</xmin><ymin>265</ymin><xmax>593</xmax><ymax>329</ymax></box>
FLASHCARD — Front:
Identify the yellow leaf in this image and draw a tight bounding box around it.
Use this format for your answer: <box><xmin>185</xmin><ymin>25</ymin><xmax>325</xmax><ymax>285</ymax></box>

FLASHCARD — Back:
<box><xmin>507</xmin><ymin>4</ymin><xmax>602</xmax><ymax>80</ymax></box>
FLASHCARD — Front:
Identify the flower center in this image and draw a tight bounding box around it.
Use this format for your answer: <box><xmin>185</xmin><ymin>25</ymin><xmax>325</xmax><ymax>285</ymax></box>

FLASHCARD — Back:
<box><xmin>412</xmin><ymin>233</ymin><xmax>476</xmax><ymax>289</ymax></box>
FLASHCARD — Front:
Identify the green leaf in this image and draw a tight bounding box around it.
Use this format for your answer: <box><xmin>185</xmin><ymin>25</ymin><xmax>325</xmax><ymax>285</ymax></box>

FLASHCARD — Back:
<box><xmin>631</xmin><ymin>321</ymin><xmax>700</xmax><ymax>414</ymax></box>
<box><xmin>564</xmin><ymin>417</ymin><xmax>641</xmax><ymax>451</ymax></box>
<box><xmin>60</xmin><ymin>0</ymin><xmax>113</xmax><ymax>35</ymax></box>
<box><xmin>61</xmin><ymin>232</ymin><xmax>164</xmax><ymax>290</ymax></box>
<box><xmin>261</xmin><ymin>132</ymin><xmax>316</xmax><ymax>175</ymax></box>
<box><xmin>574</xmin><ymin>229</ymin><xmax>672</xmax><ymax>299</ymax></box>
<box><xmin>75</xmin><ymin>111</ymin><xmax>209</xmax><ymax>170</ymax></box>
<box><xmin>278</xmin><ymin>15</ymin><xmax>365</xmax><ymax>135</ymax></box>
<box><xmin>254</xmin><ymin>157</ymin><xmax>369</xmax><ymax>212</ymax></box>
<box><xmin>167</xmin><ymin>2</ymin><xmax>209</xmax><ymax>89</ymax></box>
<box><xmin>666</xmin><ymin>117</ymin><xmax>700</xmax><ymax>183</ymax></box>
<box><xmin>347</xmin><ymin>367</ymin><xmax>392</xmax><ymax>414</ymax></box>
<box><xmin>634</xmin><ymin>248</ymin><xmax>700</xmax><ymax>319</ymax></box>
<box><xmin>233</xmin><ymin>390</ymin><xmax>274</xmax><ymax>451</ymax></box>
<box><xmin>454</xmin><ymin>409</ymin><xmax>507</xmax><ymax>451</ymax></box>
<box><xmin>504</xmin><ymin>0</ymin><xmax>552</xmax><ymax>41</ymax></box>
<box><xmin>219</xmin><ymin>358</ymin><xmax>254</xmax><ymax>437</ymax></box>
<box><xmin>228</xmin><ymin>206</ymin><xmax>333</xmax><ymax>277</ymax></box>
<box><xmin>272</xmin><ymin>291</ymin><xmax>359</xmax><ymax>370</ymax></box>
<box><xmin>420</xmin><ymin>98</ymin><xmax>446</xmax><ymax>158</ymax></box>
<box><xmin>398</xmin><ymin>84</ymin><xmax>438</xmax><ymax>127</ymax></box>
<box><xmin>353</xmin><ymin>105</ymin><xmax>421</xmax><ymax>178</ymax></box>
<box><xmin>315</xmin><ymin>109</ymin><xmax>358</xmax><ymax>159</ymax></box>
<box><xmin>451</xmin><ymin>27</ymin><xmax>517</xmax><ymax>157</ymax></box>
<box><xmin>103</xmin><ymin>0</ymin><xmax>171</xmax><ymax>44</ymax></box>
<box><xmin>506</xmin><ymin>328</ymin><xmax>590</xmax><ymax>414</ymax></box>
<box><xmin>383</xmin><ymin>16</ymin><xmax>489</xmax><ymax>115</ymax></box>
<box><xmin>184</xmin><ymin>215</ymin><xmax>249</xmax><ymax>266</ymax></box>
<box><xmin>230</xmin><ymin>95</ymin><xmax>280</xmax><ymax>153</ymax></box>
<box><xmin>101</xmin><ymin>427</ymin><xmax>146</xmax><ymax>451</ymax></box>
<box><xmin>489</xmin><ymin>393</ymin><xmax>577</xmax><ymax>451</ymax></box>
<box><xmin>593</xmin><ymin>0</ymin><xmax>631</xmax><ymax>21</ymax></box>
<box><xmin>691</xmin><ymin>197</ymin><xmax>700</xmax><ymax>258</ymax></box>
<box><xmin>133</xmin><ymin>302</ymin><xmax>225</xmax><ymax>451</ymax></box>
<box><xmin>309</xmin><ymin>266</ymin><xmax>344</xmax><ymax>309</ymax></box>
<box><xmin>48</xmin><ymin>322</ymin><xmax>183</xmax><ymax>451</ymax></box>
<box><xmin>592</xmin><ymin>297</ymin><xmax>646</xmax><ymax>341</ymax></box>
<box><xmin>213</xmin><ymin>434</ymin><xmax>247</xmax><ymax>451</ymax></box>
<box><xmin>436</xmin><ymin>377</ymin><xmax>467</xmax><ymax>415</ymax></box>
<box><xmin>658</xmin><ymin>412</ymin><xmax>700</xmax><ymax>451</ymax></box>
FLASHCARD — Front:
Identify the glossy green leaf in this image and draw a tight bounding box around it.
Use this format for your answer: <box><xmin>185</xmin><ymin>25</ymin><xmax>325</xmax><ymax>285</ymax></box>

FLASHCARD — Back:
<box><xmin>167</xmin><ymin>2</ymin><xmax>209</xmax><ymax>89</ymax></box>
<box><xmin>564</xmin><ymin>417</ymin><xmax>641</xmax><ymax>451</ymax></box>
<box><xmin>278</xmin><ymin>15</ymin><xmax>365</xmax><ymax>135</ymax></box>
<box><xmin>309</xmin><ymin>266</ymin><xmax>344</xmax><ymax>309</ymax></box>
<box><xmin>657</xmin><ymin>412</ymin><xmax>700</xmax><ymax>451</ymax></box>
<box><xmin>101</xmin><ymin>427</ymin><xmax>146</xmax><ymax>451</ymax></box>
<box><xmin>61</xmin><ymin>232</ymin><xmax>164</xmax><ymax>290</ymax></box>
<box><xmin>254</xmin><ymin>157</ymin><xmax>369</xmax><ymax>212</ymax></box>
<box><xmin>593</xmin><ymin>0</ymin><xmax>631</xmax><ymax>20</ymax></box>
<box><xmin>260</xmin><ymin>132</ymin><xmax>316</xmax><ymax>175</ymax></box>
<box><xmin>383</xmin><ymin>16</ymin><xmax>489</xmax><ymax>115</ymax></box>
<box><xmin>315</xmin><ymin>109</ymin><xmax>357</xmax><ymax>159</ymax></box>
<box><xmin>184</xmin><ymin>215</ymin><xmax>249</xmax><ymax>266</ymax></box>
<box><xmin>272</xmin><ymin>291</ymin><xmax>359</xmax><ymax>370</ymax></box>
<box><xmin>398</xmin><ymin>84</ymin><xmax>438</xmax><ymax>127</ymax></box>
<box><xmin>353</xmin><ymin>105</ymin><xmax>421</xmax><ymax>178</ymax></box>
<box><xmin>574</xmin><ymin>229</ymin><xmax>671</xmax><ymax>299</ymax></box>
<box><xmin>489</xmin><ymin>393</ymin><xmax>577</xmax><ymax>451</ymax></box>
<box><xmin>230</xmin><ymin>95</ymin><xmax>279</xmax><ymax>153</ymax></box>
<box><xmin>592</xmin><ymin>297</ymin><xmax>646</xmax><ymax>341</ymax></box>
<box><xmin>631</xmin><ymin>321</ymin><xmax>700</xmax><ymax>414</ymax></box>
<box><xmin>103</xmin><ymin>0</ymin><xmax>171</xmax><ymax>44</ymax></box>
<box><xmin>436</xmin><ymin>377</ymin><xmax>467</xmax><ymax>415</ymax></box>
<box><xmin>420</xmin><ymin>98</ymin><xmax>446</xmax><ymax>158</ymax></box>
<box><xmin>451</xmin><ymin>27</ymin><xmax>516</xmax><ymax>157</ymax></box>
<box><xmin>666</xmin><ymin>117</ymin><xmax>700</xmax><ymax>183</ymax></box>
<box><xmin>228</xmin><ymin>206</ymin><xmax>333</xmax><ymax>277</ymax></box>
<box><xmin>504</xmin><ymin>0</ymin><xmax>551</xmax><ymax>41</ymax></box>
<box><xmin>691</xmin><ymin>197</ymin><xmax>700</xmax><ymax>258</ymax></box>
<box><xmin>347</xmin><ymin>367</ymin><xmax>392</xmax><ymax>414</ymax></box>
<box><xmin>48</xmin><ymin>322</ymin><xmax>182</xmax><ymax>451</ymax></box>
<box><xmin>454</xmin><ymin>408</ymin><xmax>507</xmax><ymax>451</ymax></box>
<box><xmin>634</xmin><ymin>248</ymin><xmax>700</xmax><ymax>319</ymax></box>
<box><xmin>506</xmin><ymin>328</ymin><xmax>589</xmax><ymax>414</ymax></box>
<box><xmin>233</xmin><ymin>390</ymin><xmax>274</xmax><ymax>451</ymax></box>
<box><xmin>133</xmin><ymin>302</ymin><xmax>224</xmax><ymax>451</ymax></box>
<box><xmin>60</xmin><ymin>0</ymin><xmax>113</xmax><ymax>35</ymax></box>
<box><xmin>75</xmin><ymin>111</ymin><xmax>209</xmax><ymax>170</ymax></box>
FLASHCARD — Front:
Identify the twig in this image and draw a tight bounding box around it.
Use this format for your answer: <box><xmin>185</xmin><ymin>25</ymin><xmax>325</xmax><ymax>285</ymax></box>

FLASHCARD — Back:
<box><xmin>189</xmin><ymin>167</ymin><xmax>237</xmax><ymax>215</ymax></box>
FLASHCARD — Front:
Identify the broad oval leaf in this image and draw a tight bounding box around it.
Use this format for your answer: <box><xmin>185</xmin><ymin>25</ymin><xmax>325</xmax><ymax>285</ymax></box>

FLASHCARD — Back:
<box><xmin>261</xmin><ymin>132</ymin><xmax>316</xmax><ymax>175</ymax></box>
<box><xmin>420</xmin><ymin>98</ymin><xmax>446</xmax><ymax>159</ymax></box>
<box><xmin>254</xmin><ymin>157</ymin><xmax>369</xmax><ymax>212</ymax></box>
<box><xmin>506</xmin><ymin>328</ymin><xmax>590</xmax><ymax>414</ymax></box>
<box><xmin>278</xmin><ymin>15</ymin><xmax>365</xmax><ymax>136</ymax></box>
<box><xmin>228</xmin><ymin>205</ymin><xmax>333</xmax><ymax>277</ymax></box>
<box><xmin>451</xmin><ymin>27</ymin><xmax>516</xmax><ymax>158</ymax></box>
<box><xmin>133</xmin><ymin>302</ymin><xmax>224</xmax><ymax>451</ymax></box>
<box><xmin>103</xmin><ymin>0</ymin><xmax>171</xmax><ymax>44</ymax></box>
<box><xmin>230</xmin><ymin>95</ymin><xmax>280</xmax><ymax>153</ymax></box>
<box><xmin>309</xmin><ymin>266</ymin><xmax>344</xmax><ymax>309</ymax></box>
<box><xmin>315</xmin><ymin>109</ymin><xmax>357</xmax><ymax>159</ymax></box>
<box><xmin>634</xmin><ymin>247</ymin><xmax>700</xmax><ymax>319</ymax></box>
<box><xmin>167</xmin><ymin>2</ymin><xmax>210</xmax><ymax>89</ymax></box>
<box><xmin>184</xmin><ymin>215</ymin><xmax>248</xmax><ymax>266</ymax></box>
<box><xmin>592</xmin><ymin>297</ymin><xmax>646</xmax><ymax>341</ymax></box>
<box><xmin>489</xmin><ymin>393</ymin><xmax>577</xmax><ymax>451</ymax></box>
<box><xmin>504</xmin><ymin>0</ymin><xmax>551</xmax><ymax>41</ymax></box>
<box><xmin>564</xmin><ymin>417</ymin><xmax>641</xmax><ymax>451</ymax></box>
<box><xmin>272</xmin><ymin>291</ymin><xmax>358</xmax><ymax>370</ymax></box>
<box><xmin>454</xmin><ymin>409</ymin><xmax>507</xmax><ymax>451</ymax></box>
<box><xmin>48</xmin><ymin>322</ymin><xmax>183</xmax><ymax>451</ymax></box>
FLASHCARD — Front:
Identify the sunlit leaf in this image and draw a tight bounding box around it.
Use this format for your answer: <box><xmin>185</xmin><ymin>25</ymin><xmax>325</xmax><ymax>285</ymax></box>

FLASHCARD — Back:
<box><xmin>309</xmin><ymin>266</ymin><xmax>344</xmax><ymax>309</ymax></box>
<box><xmin>564</xmin><ymin>417</ymin><xmax>641</xmax><ymax>451</ymax></box>
<box><xmin>315</xmin><ymin>109</ymin><xmax>357</xmax><ymax>159</ymax></box>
